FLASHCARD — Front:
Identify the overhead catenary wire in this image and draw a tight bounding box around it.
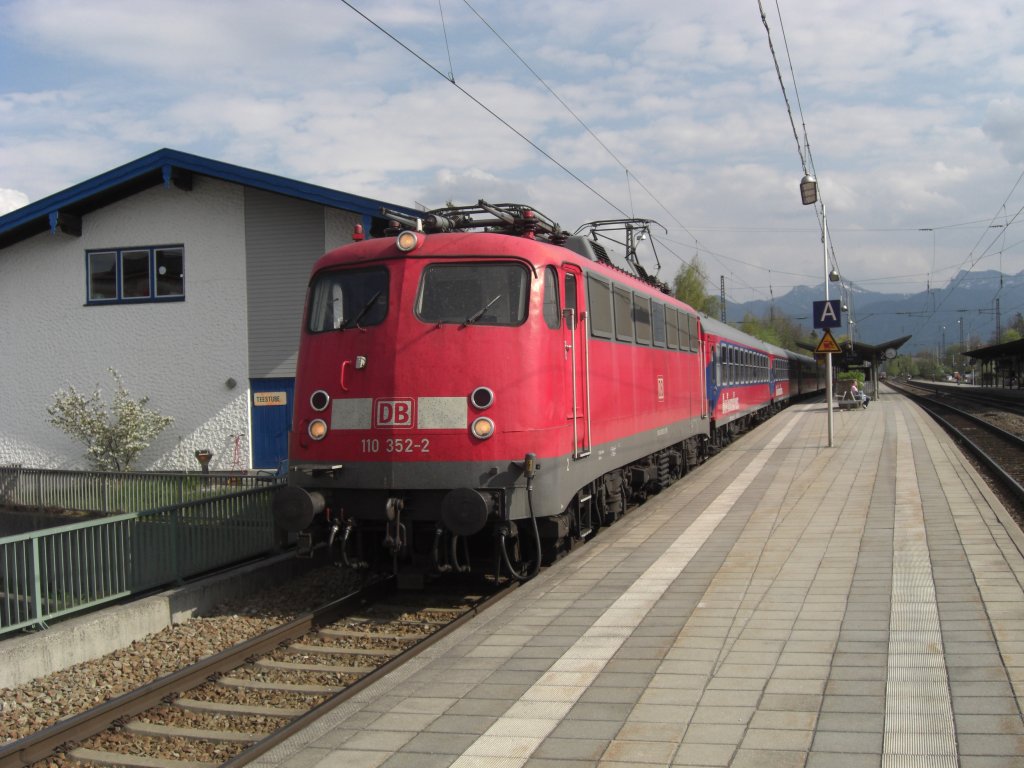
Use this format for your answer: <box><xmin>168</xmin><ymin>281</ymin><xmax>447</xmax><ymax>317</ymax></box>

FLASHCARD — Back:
<box><xmin>340</xmin><ymin>1</ymin><xmax>854</xmax><ymax>309</ymax></box>
<box><xmin>337</xmin><ymin>0</ymin><xmax>630</xmax><ymax>219</ymax></box>
<box><xmin>458</xmin><ymin>0</ymin><xmax>699</xmax><ymax>238</ymax></box>
<box><xmin>339</xmin><ymin>0</ymin><xmax>734</xmax><ymax>284</ymax></box>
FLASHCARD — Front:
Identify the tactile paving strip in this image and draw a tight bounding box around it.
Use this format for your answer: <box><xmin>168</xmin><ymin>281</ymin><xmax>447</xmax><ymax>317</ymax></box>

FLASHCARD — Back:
<box><xmin>882</xmin><ymin>414</ymin><xmax>956</xmax><ymax>763</ymax></box>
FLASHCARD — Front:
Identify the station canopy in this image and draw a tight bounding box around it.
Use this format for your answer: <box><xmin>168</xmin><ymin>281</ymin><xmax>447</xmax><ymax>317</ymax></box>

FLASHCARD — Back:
<box><xmin>799</xmin><ymin>334</ymin><xmax>911</xmax><ymax>368</ymax></box>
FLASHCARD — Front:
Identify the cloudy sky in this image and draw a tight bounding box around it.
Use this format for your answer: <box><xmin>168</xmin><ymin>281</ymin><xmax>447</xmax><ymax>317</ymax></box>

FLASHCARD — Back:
<box><xmin>1</xmin><ymin>0</ymin><xmax>1022</xmax><ymax>308</ymax></box>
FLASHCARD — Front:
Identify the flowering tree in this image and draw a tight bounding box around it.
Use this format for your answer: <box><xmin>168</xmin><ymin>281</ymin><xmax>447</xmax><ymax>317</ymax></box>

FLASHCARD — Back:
<box><xmin>47</xmin><ymin>369</ymin><xmax>173</xmax><ymax>471</ymax></box>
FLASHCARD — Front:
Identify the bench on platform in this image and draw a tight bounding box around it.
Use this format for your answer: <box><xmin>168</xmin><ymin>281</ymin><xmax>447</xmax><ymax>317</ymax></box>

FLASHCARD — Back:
<box><xmin>836</xmin><ymin>390</ymin><xmax>867</xmax><ymax>410</ymax></box>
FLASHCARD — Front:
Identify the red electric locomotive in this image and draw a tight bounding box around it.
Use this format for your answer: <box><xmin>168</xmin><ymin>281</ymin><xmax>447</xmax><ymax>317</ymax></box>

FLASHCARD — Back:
<box><xmin>272</xmin><ymin>201</ymin><xmax>820</xmax><ymax>580</ymax></box>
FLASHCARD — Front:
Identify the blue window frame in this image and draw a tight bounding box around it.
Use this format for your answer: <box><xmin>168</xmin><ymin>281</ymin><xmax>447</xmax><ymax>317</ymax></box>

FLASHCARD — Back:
<box><xmin>86</xmin><ymin>245</ymin><xmax>185</xmax><ymax>304</ymax></box>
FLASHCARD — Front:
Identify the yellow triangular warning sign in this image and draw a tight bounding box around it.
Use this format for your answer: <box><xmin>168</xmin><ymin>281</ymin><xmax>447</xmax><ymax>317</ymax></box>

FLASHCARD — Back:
<box><xmin>815</xmin><ymin>329</ymin><xmax>841</xmax><ymax>354</ymax></box>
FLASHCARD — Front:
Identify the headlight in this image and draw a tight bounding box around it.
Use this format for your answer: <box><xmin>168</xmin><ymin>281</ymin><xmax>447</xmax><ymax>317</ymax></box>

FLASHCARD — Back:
<box><xmin>470</xmin><ymin>386</ymin><xmax>494</xmax><ymax>410</ymax></box>
<box><xmin>310</xmin><ymin>390</ymin><xmax>330</xmax><ymax>411</ymax></box>
<box><xmin>308</xmin><ymin>419</ymin><xmax>328</xmax><ymax>440</ymax></box>
<box><xmin>471</xmin><ymin>417</ymin><xmax>494</xmax><ymax>440</ymax></box>
<box><xmin>396</xmin><ymin>230</ymin><xmax>422</xmax><ymax>252</ymax></box>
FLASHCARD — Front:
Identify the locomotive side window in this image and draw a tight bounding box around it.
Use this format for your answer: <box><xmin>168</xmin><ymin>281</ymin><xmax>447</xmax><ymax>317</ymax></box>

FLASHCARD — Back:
<box><xmin>652</xmin><ymin>302</ymin><xmax>666</xmax><ymax>347</ymax></box>
<box><xmin>613</xmin><ymin>285</ymin><xmax>634</xmax><ymax>342</ymax></box>
<box><xmin>308</xmin><ymin>267</ymin><xmax>389</xmax><ymax>332</ymax></box>
<box><xmin>587</xmin><ymin>276</ymin><xmax>613</xmax><ymax>338</ymax></box>
<box><xmin>679</xmin><ymin>311</ymin><xmax>691</xmax><ymax>351</ymax></box>
<box><xmin>633</xmin><ymin>294</ymin><xmax>651</xmax><ymax>345</ymax></box>
<box><xmin>688</xmin><ymin>315</ymin><xmax>699</xmax><ymax>352</ymax></box>
<box><xmin>417</xmin><ymin>263</ymin><xmax>528</xmax><ymax>326</ymax></box>
<box><xmin>542</xmin><ymin>267</ymin><xmax>561</xmax><ymax>329</ymax></box>
<box><xmin>665</xmin><ymin>307</ymin><xmax>679</xmax><ymax>349</ymax></box>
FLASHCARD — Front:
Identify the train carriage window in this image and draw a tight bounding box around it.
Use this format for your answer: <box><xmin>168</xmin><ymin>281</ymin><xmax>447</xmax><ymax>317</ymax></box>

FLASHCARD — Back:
<box><xmin>309</xmin><ymin>266</ymin><xmax>389</xmax><ymax>332</ymax></box>
<box><xmin>665</xmin><ymin>307</ymin><xmax>679</xmax><ymax>349</ymax></box>
<box><xmin>652</xmin><ymin>302</ymin><xmax>666</xmax><ymax>347</ymax></box>
<box><xmin>613</xmin><ymin>285</ymin><xmax>634</xmax><ymax>342</ymax></box>
<box><xmin>587</xmin><ymin>276</ymin><xmax>613</xmax><ymax>338</ymax></box>
<box><xmin>688</xmin><ymin>315</ymin><xmax>699</xmax><ymax>352</ymax></box>
<box><xmin>542</xmin><ymin>266</ymin><xmax>561</xmax><ymax>330</ymax></box>
<box><xmin>417</xmin><ymin>262</ymin><xmax>528</xmax><ymax>326</ymax></box>
<box><xmin>634</xmin><ymin>294</ymin><xmax>652</xmax><ymax>345</ymax></box>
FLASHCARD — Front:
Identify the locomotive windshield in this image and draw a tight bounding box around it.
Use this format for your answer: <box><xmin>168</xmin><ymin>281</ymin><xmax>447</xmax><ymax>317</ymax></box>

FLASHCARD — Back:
<box><xmin>307</xmin><ymin>267</ymin><xmax>389</xmax><ymax>332</ymax></box>
<box><xmin>417</xmin><ymin>263</ymin><xmax>529</xmax><ymax>326</ymax></box>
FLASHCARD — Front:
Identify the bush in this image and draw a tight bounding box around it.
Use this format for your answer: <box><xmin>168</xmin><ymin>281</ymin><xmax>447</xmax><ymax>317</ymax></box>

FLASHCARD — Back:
<box><xmin>47</xmin><ymin>369</ymin><xmax>173</xmax><ymax>471</ymax></box>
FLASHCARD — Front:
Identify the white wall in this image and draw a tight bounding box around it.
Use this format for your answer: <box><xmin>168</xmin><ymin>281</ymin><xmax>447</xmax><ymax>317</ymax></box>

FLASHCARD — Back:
<box><xmin>0</xmin><ymin>178</ymin><xmax>252</xmax><ymax>471</ymax></box>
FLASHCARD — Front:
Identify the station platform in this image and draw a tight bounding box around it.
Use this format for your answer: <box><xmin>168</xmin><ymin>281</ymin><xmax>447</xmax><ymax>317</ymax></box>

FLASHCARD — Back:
<box><xmin>253</xmin><ymin>390</ymin><xmax>1024</xmax><ymax>768</ymax></box>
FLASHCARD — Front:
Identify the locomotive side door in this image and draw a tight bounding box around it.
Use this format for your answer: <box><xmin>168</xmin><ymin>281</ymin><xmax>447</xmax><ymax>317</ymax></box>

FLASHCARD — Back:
<box><xmin>562</xmin><ymin>267</ymin><xmax>591</xmax><ymax>458</ymax></box>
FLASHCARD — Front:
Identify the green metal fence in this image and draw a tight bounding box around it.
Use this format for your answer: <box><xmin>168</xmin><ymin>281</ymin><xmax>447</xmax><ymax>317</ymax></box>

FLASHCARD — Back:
<box><xmin>0</xmin><ymin>466</ymin><xmax>271</xmax><ymax>515</ymax></box>
<box><xmin>0</xmin><ymin>483</ymin><xmax>284</xmax><ymax>636</ymax></box>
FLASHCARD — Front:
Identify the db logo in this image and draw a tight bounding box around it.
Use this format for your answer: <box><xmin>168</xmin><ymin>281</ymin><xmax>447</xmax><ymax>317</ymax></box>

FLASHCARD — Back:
<box><xmin>374</xmin><ymin>399</ymin><xmax>414</xmax><ymax>428</ymax></box>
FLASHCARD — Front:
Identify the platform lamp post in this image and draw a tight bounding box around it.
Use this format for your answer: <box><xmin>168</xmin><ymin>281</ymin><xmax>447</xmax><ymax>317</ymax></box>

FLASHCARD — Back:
<box><xmin>801</xmin><ymin>173</ymin><xmax>834</xmax><ymax>447</ymax></box>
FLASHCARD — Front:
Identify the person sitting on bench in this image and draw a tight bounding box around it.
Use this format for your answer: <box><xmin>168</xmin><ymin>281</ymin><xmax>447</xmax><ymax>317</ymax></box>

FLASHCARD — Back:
<box><xmin>850</xmin><ymin>381</ymin><xmax>869</xmax><ymax>407</ymax></box>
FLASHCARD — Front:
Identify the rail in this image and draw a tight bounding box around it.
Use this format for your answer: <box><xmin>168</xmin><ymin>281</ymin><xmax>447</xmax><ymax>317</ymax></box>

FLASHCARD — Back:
<box><xmin>0</xmin><ymin>482</ymin><xmax>284</xmax><ymax>636</ymax></box>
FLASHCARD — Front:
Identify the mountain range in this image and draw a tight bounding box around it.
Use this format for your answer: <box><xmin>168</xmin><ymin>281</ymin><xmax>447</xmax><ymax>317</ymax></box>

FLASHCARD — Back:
<box><xmin>723</xmin><ymin>270</ymin><xmax>1024</xmax><ymax>356</ymax></box>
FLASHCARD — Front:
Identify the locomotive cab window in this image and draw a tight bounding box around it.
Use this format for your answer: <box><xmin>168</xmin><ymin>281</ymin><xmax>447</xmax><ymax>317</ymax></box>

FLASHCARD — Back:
<box><xmin>417</xmin><ymin>262</ymin><xmax>528</xmax><ymax>326</ymax></box>
<box><xmin>564</xmin><ymin>273</ymin><xmax>578</xmax><ymax>329</ymax></box>
<box><xmin>308</xmin><ymin>266</ymin><xmax>389</xmax><ymax>332</ymax></box>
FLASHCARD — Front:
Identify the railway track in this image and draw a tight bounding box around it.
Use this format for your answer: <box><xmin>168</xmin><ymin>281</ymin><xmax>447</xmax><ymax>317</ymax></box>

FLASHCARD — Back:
<box><xmin>887</xmin><ymin>380</ymin><xmax>1024</xmax><ymax>504</ymax></box>
<box><xmin>0</xmin><ymin>578</ymin><xmax>513</xmax><ymax>768</ymax></box>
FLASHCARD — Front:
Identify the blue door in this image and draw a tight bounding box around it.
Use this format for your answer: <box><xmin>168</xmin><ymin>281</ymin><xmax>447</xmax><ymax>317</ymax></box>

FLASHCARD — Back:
<box><xmin>251</xmin><ymin>378</ymin><xmax>294</xmax><ymax>471</ymax></box>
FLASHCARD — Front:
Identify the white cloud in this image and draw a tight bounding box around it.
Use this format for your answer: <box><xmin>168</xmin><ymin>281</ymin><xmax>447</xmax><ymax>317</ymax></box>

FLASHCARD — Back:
<box><xmin>0</xmin><ymin>188</ymin><xmax>29</xmax><ymax>215</ymax></box>
<box><xmin>1</xmin><ymin>0</ymin><xmax>1022</xmax><ymax>312</ymax></box>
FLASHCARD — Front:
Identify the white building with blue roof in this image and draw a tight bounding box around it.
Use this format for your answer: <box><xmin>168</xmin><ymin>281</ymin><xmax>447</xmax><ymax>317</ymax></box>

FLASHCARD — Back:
<box><xmin>0</xmin><ymin>149</ymin><xmax>415</xmax><ymax>472</ymax></box>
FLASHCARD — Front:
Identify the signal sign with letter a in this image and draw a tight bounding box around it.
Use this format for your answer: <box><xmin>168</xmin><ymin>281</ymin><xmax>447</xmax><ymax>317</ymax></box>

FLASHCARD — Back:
<box><xmin>374</xmin><ymin>399</ymin><xmax>415</xmax><ymax>428</ymax></box>
<box><xmin>813</xmin><ymin>299</ymin><xmax>842</xmax><ymax>329</ymax></box>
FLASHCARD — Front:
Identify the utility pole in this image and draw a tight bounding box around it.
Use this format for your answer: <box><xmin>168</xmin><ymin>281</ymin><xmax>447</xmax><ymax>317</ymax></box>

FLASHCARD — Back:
<box><xmin>720</xmin><ymin>276</ymin><xmax>726</xmax><ymax>323</ymax></box>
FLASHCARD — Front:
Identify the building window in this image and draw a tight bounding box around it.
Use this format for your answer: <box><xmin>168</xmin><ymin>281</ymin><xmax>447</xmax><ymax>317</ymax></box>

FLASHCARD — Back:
<box><xmin>86</xmin><ymin>246</ymin><xmax>184</xmax><ymax>304</ymax></box>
